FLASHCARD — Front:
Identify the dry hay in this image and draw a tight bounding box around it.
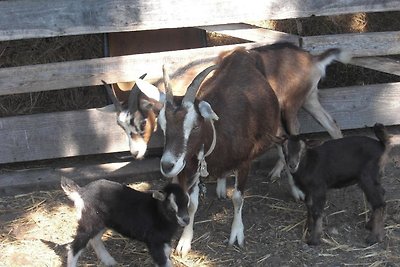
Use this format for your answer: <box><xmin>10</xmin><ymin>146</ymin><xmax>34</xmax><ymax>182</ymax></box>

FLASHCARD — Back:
<box><xmin>1</xmin><ymin>156</ymin><xmax>400</xmax><ymax>266</ymax></box>
<box><xmin>0</xmin><ymin>34</ymin><xmax>107</xmax><ymax>117</ymax></box>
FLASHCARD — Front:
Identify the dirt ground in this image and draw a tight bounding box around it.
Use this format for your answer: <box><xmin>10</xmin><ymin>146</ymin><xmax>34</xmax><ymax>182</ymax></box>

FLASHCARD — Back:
<box><xmin>1</xmin><ymin>144</ymin><xmax>399</xmax><ymax>267</ymax></box>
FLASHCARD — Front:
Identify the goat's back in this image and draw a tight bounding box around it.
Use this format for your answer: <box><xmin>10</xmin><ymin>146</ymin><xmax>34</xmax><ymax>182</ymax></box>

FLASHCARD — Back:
<box><xmin>76</xmin><ymin>180</ymin><xmax>166</xmax><ymax>234</ymax></box>
<box><xmin>302</xmin><ymin>136</ymin><xmax>385</xmax><ymax>188</ymax></box>
<box><xmin>253</xmin><ymin>43</ymin><xmax>319</xmax><ymax>108</ymax></box>
<box><xmin>198</xmin><ymin>48</ymin><xmax>281</xmax><ymax>173</ymax></box>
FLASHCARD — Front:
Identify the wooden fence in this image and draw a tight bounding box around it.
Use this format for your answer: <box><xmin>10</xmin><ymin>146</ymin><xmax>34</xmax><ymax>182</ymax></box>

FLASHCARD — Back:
<box><xmin>0</xmin><ymin>0</ymin><xmax>399</xmax><ymax>194</ymax></box>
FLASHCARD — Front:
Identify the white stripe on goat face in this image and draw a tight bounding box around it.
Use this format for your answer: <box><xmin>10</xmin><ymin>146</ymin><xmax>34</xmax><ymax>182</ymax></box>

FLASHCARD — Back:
<box><xmin>158</xmin><ymin>106</ymin><xmax>167</xmax><ymax>133</ymax></box>
<box><xmin>117</xmin><ymin>110</ymin><xmax>147</xmax><ymax>159</ymax></box>
<box><xmin>160</xmin><ymin>102</ymin><xmax>198</xmax><ymax>178</ymax></box>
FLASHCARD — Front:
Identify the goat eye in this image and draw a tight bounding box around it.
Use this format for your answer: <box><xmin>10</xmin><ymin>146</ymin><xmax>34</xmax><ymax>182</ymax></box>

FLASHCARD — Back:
<box><xmin>193</xmin><ymin>124</ymin><xmax>200</xmax><ymax>131</ymax></box>
<box><xmin>140</xmin><ymin>119</ymin><xmax>148</xmax><ymax>131</ymax></box>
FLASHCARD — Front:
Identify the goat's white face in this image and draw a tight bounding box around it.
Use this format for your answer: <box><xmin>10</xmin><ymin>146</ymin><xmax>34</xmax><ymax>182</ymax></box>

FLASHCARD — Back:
<box><xmin>117</xmin><ymin>110</ymin><xmax>149</xmax><ymax>159</ymax></box>
<box><xmin>102</xmin><ymin>78</ymin><xmax>162</xmax><ymax>160</ymax></box>
<box><xmin>159</xmin><ymin>101</ymin><xmax>200</xmax><ymax>178</ymax></box>
<box><xmin>282</xmin><ymin>136</ymin><xmax>306</xmax><ymax>173</ymax></box>
<box><xmin>159</xmin><ymin>64</ymin><xmax>217</xmax><ymax>177</ymax></box>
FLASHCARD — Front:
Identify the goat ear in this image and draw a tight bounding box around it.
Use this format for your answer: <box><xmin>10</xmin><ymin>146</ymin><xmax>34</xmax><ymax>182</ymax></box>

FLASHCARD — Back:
<box><xmin>139</xmin><ymin>98</ymin><xmax>154</xmax><ymax>111</ymax></box>
<box><xmin>268</xmin><ymin>134</ymin><xmax>287</xmax><ymax>145</ymax></box>
<box><xmin>135</xmin><ymin>79</ymin><xmax>162</xmax><ymax>102</ymax></box>
<box><xmin>198</xmin><ymin>101</ymin><xmax>219</xmax><ymax>121</ymax></box>
<box><xmin>96</xmin><ymin>104</ymin><xmax>117</xmax><ymax>113</ymax></box>
<box><xmin>152</xmin><ymin>191</ymin><xmax>166</xmax><ymax>201</ymax></box>
<box><xmin>304</xmin><ymin>139</ymin><xmax>324</xmax><ymax>148</ymax></box>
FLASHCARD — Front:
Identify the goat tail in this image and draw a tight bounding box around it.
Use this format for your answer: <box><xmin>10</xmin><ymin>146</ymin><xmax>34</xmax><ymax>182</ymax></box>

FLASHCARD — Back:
<box><xmin>61</xmin><ymin>177</ymin><xmax>81</xmax><ymax>198</ymax></box>
<box><xmin>314</xmin><ymin>48</ymin><xmax>352</xmax><ymax>77</ymax></box>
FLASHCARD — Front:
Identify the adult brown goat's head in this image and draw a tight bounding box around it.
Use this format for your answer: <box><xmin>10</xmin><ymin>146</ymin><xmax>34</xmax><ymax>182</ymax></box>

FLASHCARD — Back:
<box><xmin>158</xmin><ymin>65</ymin><xmax>218</xmax><ymax>178</ymax></box>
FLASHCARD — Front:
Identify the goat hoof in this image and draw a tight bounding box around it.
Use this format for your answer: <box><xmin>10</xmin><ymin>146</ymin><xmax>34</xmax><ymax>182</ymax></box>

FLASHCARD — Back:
<box><xmin>291</xmin><ymin>188</ymin><xmax>305</xmax><ymax>201</ymax></box>
<box><xmin>228</xmin><ymin>233</ymin><xmax>244</xmax><ymax>248</ymax></box>
<box><xmin>103</xmin><ymin>257</ymin><xmax>117</xmax><ymax>266</ymax></box>
<box><xmin>175</xmin><ymin>241</ymin><xmax>191</xmax><ymax>258</ymax></box>
<box><xmin>365</xmin><ymin>220</ymin><xmax>373</xmax><ymax>230</ymax></box>
<box><xmin>366</xmin><ymin>234</ymin><xmax>383</xmax><ymax>245</ymax></box>
<box><xmin>306</xmin><ymin>238</ymin><xmax>320</xmax><ymax>246</ymax></box>
<box><xmin>217</xmin><ymin>194</ymin><xmax>227</xmax><ymax>200</ymax></box>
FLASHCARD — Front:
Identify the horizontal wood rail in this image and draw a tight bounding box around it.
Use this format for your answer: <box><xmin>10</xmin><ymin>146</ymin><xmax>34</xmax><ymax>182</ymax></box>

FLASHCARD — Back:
<box><xmin>0</xmin><ymin>83</ymin><xmax>398</xmax><ymax>164</ymax></box>
<box><xmin>2</xmin><ymin>31</ymin><xmax>400</xmax><ymax>96</ymax></box>
<box><xmin>1</xmin><ymin>0</ymin><xmax>399</xmax><ymax>41</ymax></box>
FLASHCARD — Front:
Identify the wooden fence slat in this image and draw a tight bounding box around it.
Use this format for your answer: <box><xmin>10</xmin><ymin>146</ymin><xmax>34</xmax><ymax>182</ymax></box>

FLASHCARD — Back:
<box><xmin>299</xmin><ymin>82</ymin><xmax>400</xmax><ymax>134</ymax></box>
<box><xmin>0</xmin><ymin>0</ymin><xmax>399</xmax><ymax>41</ymax></box>
<box><xmin>0</xmin><ymin>42</ymin><xmax>258</xmax><ymax>95</ymax></box>
<box><xmin>301</xmin><ymin>31</ymin><xmax>400</xmax><ymax>57</ymax></box>
<box><xmin>0</xmin><ymin>107</ymin><xmax>163</xmax><ymax>164</ymax></box>
<box><xmin>0</xmin><ymin>157</ymin><xmax>162</xmax><ymax>196</ymax></box>
<box><xmin>350</xmin><ymin>57</ymin><xmax>400</xmax><ymax>76</ymax></box>
<box><xmin>2</xmin><ymin>31</ymin><xmax>400</xmax><ymax>96</ymax></box>
<box><xmin>198</xmin><ymin>24</ymin><xmax>299</xmax><ymax>43</ymax></box>
<box><xmin>0</xmin><ymin>83</ymin><xmax>399</xmax><ymax>163</ymax></box>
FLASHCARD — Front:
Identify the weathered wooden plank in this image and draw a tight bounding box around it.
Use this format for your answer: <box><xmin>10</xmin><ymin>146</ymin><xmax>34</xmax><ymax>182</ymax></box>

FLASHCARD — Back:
<box><xmin>0</xmin><ymin>42</ymin><xmax>258</xmax><ymax>95</ymax></box>
<box><xmin>350</xmin><ymin>57</ymin><xmax>400</xmax><ymax>76</ymax></box>
<box><xmin>198</xmin><ymin>23</ymin><xmax>299</xmax><ymax>43</ymax></box>
<box><xmin>0</xmin><ymin>83</ymin><xmax>399</xmax><ymax>164</ymax></box>
<box><xmin>0</xmin><ymin>0</ymin><xmax>399</xmax><ymax>41</ymax></box>
<box><xmin>0</xmin><ymin>107</ymin><xmax>163</xmax><ymax>164</ymax></box>
<box><xmin>0</xmin><ymin>157</ymin><xmax>162</xmax><ymax>196</ymax></box>
<box><xmin>301</xmin><ymin>31</ymin><xmax>400</xmax><ymax>57</ymax></box>
<box><xmin>298</xmin><ymin>82</ymin><xmax>400</xmax><ymax>134</ymax></box>
<box><xmin>2</xmin><ymin>31</ymin><xmax>399</xmax><ymax>96</ymax></box>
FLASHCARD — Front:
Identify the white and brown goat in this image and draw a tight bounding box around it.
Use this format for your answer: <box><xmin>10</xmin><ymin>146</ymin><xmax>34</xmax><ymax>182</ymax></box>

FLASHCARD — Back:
<box><xmin>272</xmin><ymin>123</ymin><xmax>394</xmax><ymax>245</ymax></box>
<box><xmin>253</xmin><ymin>43</ymin><xmax>351</xmax><ymax>200</ymax></box>
<box><xmin>159</xmin><ymin>48</ymin><xmax>282</xmax><ymax>255</ymax></box>
<box><xmin>102</xmin><ymin>77</ymin><xmax>163</xmax><ymax>159</ymax></box>
<box><xmin>103</xmin><ymin>43</ymin><xmax>350</xmax><ymax>202</ymax></box>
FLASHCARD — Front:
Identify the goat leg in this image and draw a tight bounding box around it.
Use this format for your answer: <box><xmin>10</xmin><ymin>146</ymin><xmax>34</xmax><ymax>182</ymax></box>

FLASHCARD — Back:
<box><xmin>306</xmin><ymin>194</ymin><xmax>326</xmax><ymax>246</ymax></box>
<box><xmin>176</xmin><ymin>181</ymin><xmax>199</xmax><ymax>257</ymax></box>
<box><xmin>303</xmin><ymin>89</ymin><xmax>342</xmax><ymax>139</ymax></box>
<box><xmin>148</xmin><ymin>242</ymin><xmax>173</xmax><ymax>267</ymax></box>
<box><xmin>229</xmin><ymin>166</ymin><xmax>250</xmax><ymax>247</ymax></box>
<box><xmin>366</xmin><ymin>206</ymin><xmax>386</xmax><ymax>245</ymax></box>
<box><xmin>89</xmin><ymin>230</ymin><xmax>117</xmax><ymax>266</ymax></box>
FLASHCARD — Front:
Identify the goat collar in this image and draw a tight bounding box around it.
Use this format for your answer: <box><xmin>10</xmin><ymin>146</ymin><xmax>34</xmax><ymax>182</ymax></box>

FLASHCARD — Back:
<box><xmin>197</xmin><ymin>119</ymin><xmax>217</xmax><ymax>177</ymax></box>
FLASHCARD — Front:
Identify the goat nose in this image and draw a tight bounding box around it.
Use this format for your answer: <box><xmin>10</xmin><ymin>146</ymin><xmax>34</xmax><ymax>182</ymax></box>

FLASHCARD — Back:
<box><xmin>161</xmin><ymin>161</ymin><xmax>174</xmax><ymax>174</ymax></box>
<box><xmin>289</xmin><ymin>163</ymin><xmax>297</xmax><ymax>170</ymax></box>
<box><xmin>182</xmin><ymin>215</ymin><xmax>190</xmax><ymax>226</ymax></box>
<box><xmin>131</xmin><ymin>150</ymin><xmax>139</xmax><ymax>158</ymax></box>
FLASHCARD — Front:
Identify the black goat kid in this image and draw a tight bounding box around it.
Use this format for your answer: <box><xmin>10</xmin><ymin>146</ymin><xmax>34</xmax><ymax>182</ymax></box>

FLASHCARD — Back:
<box><xmin>272</xmin><ymin>123</ymin><xmax>392</xmax><ymax>246</ymax></box>
<box><xmin>61</xmin><ymin>177</ymin><xmax>189</xmax><ymax>267</ymax></box>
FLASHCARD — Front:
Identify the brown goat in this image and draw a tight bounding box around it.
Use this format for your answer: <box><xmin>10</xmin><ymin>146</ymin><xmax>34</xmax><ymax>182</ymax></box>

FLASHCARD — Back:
<box><xmin>159</xmin><ymin>48</ymin><xmax>281</xmax><ymax>255</ymax></box>
<box><xmin>253</xmin><ymin>43</ymin><xmax>351</xmax><ymax>200</ymax></box>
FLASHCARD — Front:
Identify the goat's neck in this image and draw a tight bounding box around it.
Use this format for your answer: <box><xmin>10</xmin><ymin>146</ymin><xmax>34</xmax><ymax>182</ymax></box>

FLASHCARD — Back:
<box><xmin>203</xmin><ymin>119</ymin><xmax>217</xmax><ymax>157</ymax></box>
<box><xmin>293</xmin><ymin>149</ymin><xmax>312</xmax><ymax>177</ymax></box>
<box><xmin>196</xmin><ymin>119</ymin><xmax>217</xmax><ymax>176</ymax></box>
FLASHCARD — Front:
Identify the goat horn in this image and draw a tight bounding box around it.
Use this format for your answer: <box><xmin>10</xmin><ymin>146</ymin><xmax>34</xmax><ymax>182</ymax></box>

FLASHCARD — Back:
<box><xmin>183</xmin><ymin>65</ymin><xmax>217</xmax><ymax>103</ymax></box>
<box><xmin>102</xmin><ymin>80</ymin><xmax>123</xmax><ymax>112</ymax></box>
<box><xmin>128</xmin><ymin>73</ymin><xmax>147</xmax><ymax>113</ymax></box>
<box><xmin>162</xmin><ymin>64</ymin><xmax>174</xmax><ymax>104</ymax></box>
